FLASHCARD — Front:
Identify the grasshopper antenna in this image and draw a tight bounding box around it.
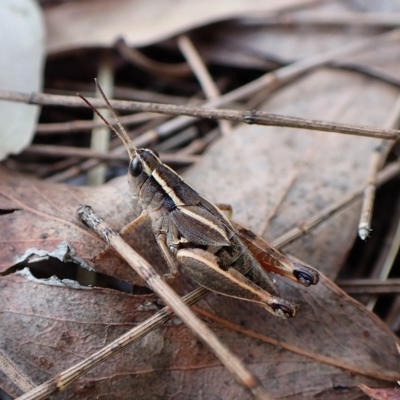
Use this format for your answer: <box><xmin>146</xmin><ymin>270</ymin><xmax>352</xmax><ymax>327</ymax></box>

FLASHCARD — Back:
<box><xmin>77</xmin><ymin>79</ymin><xmax>136</xmax><ymax>160</ymax></box>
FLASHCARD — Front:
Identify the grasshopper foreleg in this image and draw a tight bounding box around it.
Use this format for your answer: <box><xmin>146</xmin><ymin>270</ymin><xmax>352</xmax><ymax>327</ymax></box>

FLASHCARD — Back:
<box><xmin>120</xmin><ymin>211</ymin><xmax>149</xmax><ymax>236</ymax></box>
<box><xmin>94</xmin><ymin>212</ymin><xmax>149</xmax><ymax>260</ymax></box>
<box><xmin>156</xmin><ymin>233</ymin><xmax>180</xmax><ymax>280</ymax></box>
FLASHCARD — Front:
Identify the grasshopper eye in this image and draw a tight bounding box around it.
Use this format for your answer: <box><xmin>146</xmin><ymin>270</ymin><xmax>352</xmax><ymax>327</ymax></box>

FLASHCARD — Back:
<box><xmin>129</xmin><ymin>158</ymin><xmax>143</xmax><ymax>177</ymax></box>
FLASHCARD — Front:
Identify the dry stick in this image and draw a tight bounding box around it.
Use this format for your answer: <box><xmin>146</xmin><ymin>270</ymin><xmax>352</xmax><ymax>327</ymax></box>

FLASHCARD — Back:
<box><xmin>136</xmin><ymin>27</ymin><xmax>400</xmax><ymax>143</ymax></box>
<box><xmin>1</xmin><ymin>28</ymin><xmax>399</xmax><ymax>153</ymax></box>
<box><xmin>116</xmin><ymin>38</ymin><xmax>192</xmax><ymax>78</ymax></box>
<box><xmin>76</xmin><ymin>205</ymin><xmax>271</xmax><ymax>400</ymax></box>
<box><xmin>337</xmin><ymin>278</ymin><xmax>400</xmax><ymax>295</ymax></box>
<box><xmin>12</xmin><ymin>159</ymin><xmax>400</xmax><ymax>399</ymax></box>
<box><xmin>36</xmin><ymin>112</ymin><xmax>156</xmax><ymax>135</ymax></box>
<box><xmin>1</xmin><ymin>90</ymin><xmax>400</xmax><ymax>141</ymax></box>
<box><xmin>178</xmin><ymin>34</ymin><xmax>232</xmax><ymax>136</ymax></box>
<box><xmin>274</xmin><ymin>159</ymin><xmax>400</xmax><ymax>249</ymax></box>
<box><xmin>24</xmin><ymin>144</ymin><xmax>198</xmax><ymax>165</ymax></box>
<box><xmin>261</xmin><ymin>12</ymin><xmax>400</xmax><ymax>27</ymax></box>
<box><xmin>358</xmin><ymin>93</ymin><xmax>400</xmax><ymax>240</ymax></box>
<box><xmin>154</xmin><ymin>126</ymin><xmax>197</xmax><ymax>153</ymax></box>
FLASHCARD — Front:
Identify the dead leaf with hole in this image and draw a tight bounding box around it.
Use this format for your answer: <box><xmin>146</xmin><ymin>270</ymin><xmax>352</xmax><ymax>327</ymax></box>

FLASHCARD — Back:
<box><xmin>0</xmin><ymin>168</ymin><xmax>164</xmax><ymax>286</ymax></box>
<box><xmin>1</xmin><ymin>65</ymin><xmax>400</xmax><ymax>397</ymax></box>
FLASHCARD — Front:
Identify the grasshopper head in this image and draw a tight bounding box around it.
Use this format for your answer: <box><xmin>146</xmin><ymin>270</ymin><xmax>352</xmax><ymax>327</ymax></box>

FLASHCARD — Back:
<box><xmin>128</xmin><ymin>149</ymin><xmax>161</xmax><ymax>198</ymax></box>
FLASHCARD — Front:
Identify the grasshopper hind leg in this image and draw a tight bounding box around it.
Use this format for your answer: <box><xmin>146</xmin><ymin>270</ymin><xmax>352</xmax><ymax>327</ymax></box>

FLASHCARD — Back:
<box><xmin>177</xmin><ymin>247</ymin><xmax>298</xmax><ymax>319</ymax></box>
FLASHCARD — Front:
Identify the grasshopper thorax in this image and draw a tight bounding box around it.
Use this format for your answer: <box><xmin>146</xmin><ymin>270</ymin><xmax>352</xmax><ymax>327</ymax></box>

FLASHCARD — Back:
<box><xmin>128</xmin><ymin>149</ymin><xmax>161</xmax><ymax>198</ymax></box>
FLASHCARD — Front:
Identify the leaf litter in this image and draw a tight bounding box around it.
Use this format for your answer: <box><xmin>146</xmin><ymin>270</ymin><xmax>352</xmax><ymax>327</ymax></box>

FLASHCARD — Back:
<box><xmin>1</xmin><ymin>0</ymin><xmax>400</xmax><ymax>399</ymax></box>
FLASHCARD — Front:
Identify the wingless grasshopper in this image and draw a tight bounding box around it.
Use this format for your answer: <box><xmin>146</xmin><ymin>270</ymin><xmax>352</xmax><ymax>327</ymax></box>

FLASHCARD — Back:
<box><xmin>79</xmin><ymin>80</ymin><xmax>319</xmax><ymax>319</ymax></box>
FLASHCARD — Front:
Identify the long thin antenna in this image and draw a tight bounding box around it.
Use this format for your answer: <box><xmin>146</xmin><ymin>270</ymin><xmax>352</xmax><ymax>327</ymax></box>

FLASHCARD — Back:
<box><xmin>94</xmin><ymin>78</ymin><xmax>137</xmax><ymax>152</ymax></box>
<box><xmin>77</xmin><ymin>92</ymin><xmax>135</xmax><ymax>160</ymax></box>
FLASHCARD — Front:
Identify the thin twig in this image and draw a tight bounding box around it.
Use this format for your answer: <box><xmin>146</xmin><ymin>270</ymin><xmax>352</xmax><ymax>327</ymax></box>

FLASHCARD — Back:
<box><xmin>36</xmin><ymin>112</ymin><xmax>156</xmax><ymax>135</ymax></box>
<box><xmin>1</xmin><ymin>90</ymin><xmax>400</xmax><ymax>141</ymax></box>
<box><xmin>178</xmin><ymin>34</ymin><xmax>232</xmax><ymax>136</ymax></box>
<box><xmin>358</xmin><ymin>93</ymin><xmax>400</xmax><ymax>240</ymax></box>
<box><xmin>76</xmin><ymin>205</ymin><xmax>271</xmax><ymax>400</ymax></box>
<box><xmin>274</xmin><ymin>159</ymin><xmax>400</xmax><ymax>249</ymax></box>
<box><xmin>337</xmin><ymin>278</ymin><xmax>400</xmax><ymax>295</ymax></box>
<box><xmin>116</xmin><ymin>38</ymin><xmax>192</xmax><ymax>77</ymax></box>
<box><xmin>24</xmin><ymin>144</ymin><xmax>198</xmax><ymax>166</ymax></box>
<box><xmin>138</xmin><ymin>27</ymin><xmax>400</xmax><ymax>142</ymax></box>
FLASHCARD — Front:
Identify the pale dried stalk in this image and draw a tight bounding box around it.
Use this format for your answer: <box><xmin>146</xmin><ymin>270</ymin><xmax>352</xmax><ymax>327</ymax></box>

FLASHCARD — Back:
<box><xmin>36</xmin><ymin>112</ymin><xmax>156</xmax><ymax>135</ymax></box>
<box><xmin>357</xmin><ymin>150</ymin><xmax>381</xmax><ymax>241</ymax></box>
<box><xmin>358</xmin><ymin>93</ymin><xmax>400</xmax><ymax>240</ymax></box>
<box><xmin>1</xmin><ymin>90</ymin><xmax>400</xmax><ymax>141</ymax></box>
<box><xmin>76</xmin><ymin>206</ymin><xmax>271</xmax><ymax>400</ymax></box>
<box><xmin>178</xmin><ymin>34</ymin><xmax>232</xmax><ymax>136</ymax></box>
<box><xmin>88</xmin><ymin>50</ymin><xmax>113</xmax><ymax>186</ymax></box>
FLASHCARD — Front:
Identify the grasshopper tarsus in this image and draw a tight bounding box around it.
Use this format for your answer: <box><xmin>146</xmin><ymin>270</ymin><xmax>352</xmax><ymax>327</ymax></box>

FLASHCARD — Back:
<box><xmin>293</xmin><ymin>264</ymin><xmax>320</xmax><ymax>287</ymax></box>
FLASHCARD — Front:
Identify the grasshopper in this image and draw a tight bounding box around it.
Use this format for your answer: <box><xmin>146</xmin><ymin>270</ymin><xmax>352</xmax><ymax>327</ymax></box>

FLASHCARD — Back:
<box><xmin>79</xmin><ymin>81</ymin><xmax>319</xmax><ymax>319</ymax></box>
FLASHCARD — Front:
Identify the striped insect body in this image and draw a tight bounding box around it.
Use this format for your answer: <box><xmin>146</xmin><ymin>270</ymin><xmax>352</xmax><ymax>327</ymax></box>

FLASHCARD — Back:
<box><xmin>80</xmin><ymin>80</ymin><xmax>320</xmax><ymax>319</ymax></box>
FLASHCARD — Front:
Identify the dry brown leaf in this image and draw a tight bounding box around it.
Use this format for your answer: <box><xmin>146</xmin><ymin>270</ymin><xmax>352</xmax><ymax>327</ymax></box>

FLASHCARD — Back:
<box><xmin>2</xmin><ymin>4</ymin><xmax>400</xmax><ymax>397</ymax></box>
<box><xmin>0</xmin><ymin>144</ymin><xmax>400</xmax><ymax>398</ymax></box>
<box><xmin>0</xmin><ymin>269</ymin><xmax>399</xmax><ymax>399</ymax></box>
<box><xmin>0</xmin><ymin>168</ymin><xmax>164</xmax><ymax>286</ymax></box>
<box><xmin>44</xmin><ymin>0</ymin><xmax>317</xmax><ymax>54</ymax></box>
